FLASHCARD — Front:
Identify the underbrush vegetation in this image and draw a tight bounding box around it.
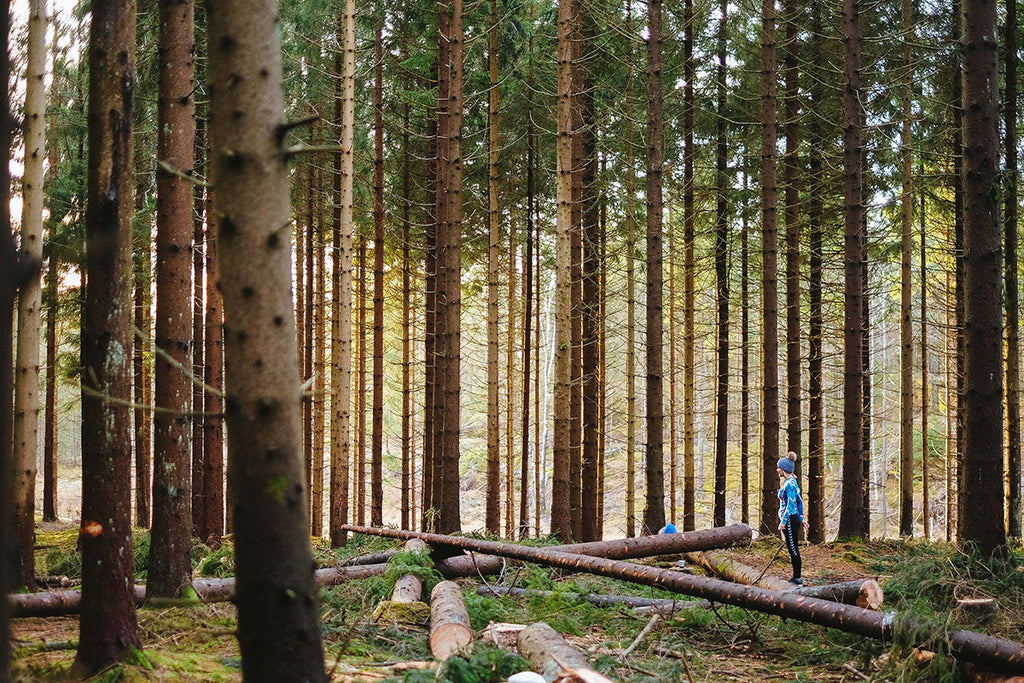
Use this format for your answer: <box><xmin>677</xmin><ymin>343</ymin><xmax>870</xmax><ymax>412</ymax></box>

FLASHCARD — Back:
<box><xmin>11</xmin><ymin>530</ymin><xmax>1024</xmax><ymax>681</ymax></box>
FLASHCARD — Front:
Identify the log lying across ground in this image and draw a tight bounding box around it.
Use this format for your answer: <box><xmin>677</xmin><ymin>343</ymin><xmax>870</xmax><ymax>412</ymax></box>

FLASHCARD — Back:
<box><xmin>344</xmin><ymin>525</ymin><xmax>1024</xmax><ymax>674</ymax></box>
<box><xmin>438</xmin><ymin>524</ymin><xmax>751</xmax><ymax>577</ymax></box>
<box><xmin>430</xmin><ymin>580</ymin><xmax>473</xmax><ymax>660</ymax></box>
<box><xmin>517</xmin><ymin>621</ymin><xmax>616</xmax><ymax>683</ymax></box>
<box><xmin>373</xmin><ymin>539</ymin><xmax>431</xmax><ymax>626</ymax></box>
<box><xmin>10</xmin><ymin>563</ymin><xmax>390</xmax><ymax>617</ymax></box>
<box><xmin>685</xmin><ymin>550</ymin><xmax>885</xmax><ymax>609</ymax></box>
<box><xmin>477</xmin><ymin>585</ymin><xmax>711</xmax><ymax>613</ymax></box>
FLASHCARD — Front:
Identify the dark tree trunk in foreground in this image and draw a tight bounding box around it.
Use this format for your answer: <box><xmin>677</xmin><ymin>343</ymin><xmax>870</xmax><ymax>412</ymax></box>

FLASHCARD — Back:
<box><xmin>960</xmin><ymin>0</ymin><xmax>1006</xmax><ymax>556</ymax></box>
<box><xmin>134</xmin><ymin>241</ymin><xmax>152</xmax><ymax>529</ymax></box>
<box><xmin>1005</xmin><ymin>0</ymin><xmax>1022</xmax><ymax>539</ymax></box>
<box><xmin>643</xmin><ymin>0</ymin><xmax>666</xmax><ymax>535</ymax></box>
<box><xmin>149</xmin><ymin>0</ymin><xmax>196</xmax><ymax>599</ymax></box>
<box><xmin>74</xmin><ymin>0</ymin><xmax>142</xmax><ymax>672</ymax></box>
<box><xmin>345</xmin><ymin>525</ymin><xmax>1024</xmax><ymax>674</ymax></box>
<box><xmin>713</xmin><ymin>0</ymin><xmax>729</xmax><ymax>528</ymax></box>
<box><xmin>207</xmin><ymin>0</ymin><xmax>327</xmax><ymax>676</ymax></box>
<box><xmin>43</xmin><ymin>255</ymin><xmax>58</xmax><ymax>522</ymax></box>
<box><xmin>371</xmin><ymin>20</ymin><xmax>385</xmax><ymax>529</ymax></box>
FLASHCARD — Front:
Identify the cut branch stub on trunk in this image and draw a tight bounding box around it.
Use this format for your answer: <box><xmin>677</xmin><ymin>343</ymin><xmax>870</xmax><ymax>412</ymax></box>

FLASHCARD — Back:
<box><xmin>430</xmin><ymin>580</ymin><xmax>473</xmax><ymax>660</ymax></box>
<box><xmin>343</xmin><ymin>525</ymin><xmax>1024</xmax><ymax>674</ymax></box>
<box><xmin>517</xmin><ymin>621</ymin><xmax>616</xmax><ymax>683</ymax></box>
<box><xmin>439</xmin><ymin>524</ymin><xmax>751</xmax><ymax>577</ymax></box>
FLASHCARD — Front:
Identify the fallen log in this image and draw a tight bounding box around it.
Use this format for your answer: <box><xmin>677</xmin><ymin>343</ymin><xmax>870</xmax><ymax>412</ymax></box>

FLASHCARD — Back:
<box><xmin>10</xmin><ymin>563</ymin><xmax>390</xmax><ymax>617</ymax></box>
<box><xmin>430</xmin><ymin>580</ymin><xmax>473</xmax><ymax>660</ymax></box>
<box><xmin>477</xmin><ymin>585</ymin><xmax>710</xmax><ymax>612</ymax></box>
<box><xmin>517</xmin><ymin>621</ymin><xmax>616</xmax><ymax>683</ymax></box>
<box><xmin>372</xmin><ymin>539</ymin><xmax>431</xmax><ymax>626</ymax></box>
<box><xmin>685</xmin><ymin>550</ymin><xmax>884</xmax><ymax>609</ymax></box>
<box><xmin>338</xmin><ymin>549</ymin><xmax>400</xmax><ymax>567</ymax></box>
<box><xmin>343</xmin><ymin>524</ymin><xmax>1024</xmax><ymax>674</ymax></box>
<box><xmin>439</xmin><ymin>524</ymin><xmax>751</xmax><ymax>577</ymax></box>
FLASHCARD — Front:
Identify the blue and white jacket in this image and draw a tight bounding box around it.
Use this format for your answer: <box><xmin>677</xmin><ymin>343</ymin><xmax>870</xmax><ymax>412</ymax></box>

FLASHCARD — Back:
<box><xmin>778</xmin><ymin>476</ymin><xmax>804</xmax><ymax>522</ymax></box>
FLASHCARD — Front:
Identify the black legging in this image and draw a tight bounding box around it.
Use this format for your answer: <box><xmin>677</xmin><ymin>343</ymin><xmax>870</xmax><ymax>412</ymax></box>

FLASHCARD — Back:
<box><xmin>781</xmin><ymin>514</ymin><xmax>802</xmax><ymax>580</ymax></box>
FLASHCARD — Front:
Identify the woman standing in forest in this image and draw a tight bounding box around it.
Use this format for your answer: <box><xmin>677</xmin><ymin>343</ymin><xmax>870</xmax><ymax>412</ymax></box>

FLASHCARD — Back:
<box><xmin>778</xmin><ymin>451</ymin><xmax>808</xmax><ymax>585</ymax></box>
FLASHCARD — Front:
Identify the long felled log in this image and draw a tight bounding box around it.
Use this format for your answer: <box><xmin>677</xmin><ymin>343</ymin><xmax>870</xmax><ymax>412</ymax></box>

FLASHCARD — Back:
<box><xmin>517</xmin><ymin>621</ymin><xmax>616</xmax><ymax>683</ymax></box>
<box><xmin>344</xmin><ymin>525</ymin><xmax>1024</xmax><ymax>674</ymax></box>
<box><xmin>430</xmin><ymin>580</ymin><xmax>473</xmax><ymax>660</ymax></box>
<box><xmin>439</xmin><ymin>524</ymin><xmax>751</xmax><ymax>577</ymax></box>
<box><xmin>10</xmin><ymin>563</ymin><xmax>390</xmax><ymax>617</ymax></box>
<box><xmin>686</xmin><ymin>550</ymin><xmax>884</xmax><ymax>609</ymax></box>
<box><xmin>477</xmin><ymin>585</ymin><xmax>710</xmax><ymax>612</ymax></box>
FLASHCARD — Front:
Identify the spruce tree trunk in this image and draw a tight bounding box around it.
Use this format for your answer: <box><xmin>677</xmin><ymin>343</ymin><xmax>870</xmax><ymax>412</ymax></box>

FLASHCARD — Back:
<box><xmin>682</xmin><ymin>0</ymin><xmax>696</xmax><ymax>532</ymax></box>
<box><xmin>520</xmin><ymin>69</ymin><xmax>535</xmax><ymax>537</ymax></box>
<box><xmin>805</xmin><ymin>10</ymin><xmax>825</xmax><ymax>544</ymax></box>
<box><xmin>313</xmin><ymin>195</ymin><xmax>326</xmax><ymax>536</ymax></box>
<box><xmin>624</xmin><ymin>0</ymin><xmax>637</xmax><ymax>538</ymax></box>
<box><xmin>202</xmin><ymin>183</ymin><xmax>224</xmax><ymax>545</ymax></box>
<box><xmin>43</xmin><ymin>254</ymin><xmax>58</xmax><ymax>523</ymax></box>
<box><xmin>960</xmin><ymin>0</ymin><xmax>1006</xmax><ymax>555</ymax></box>
<box><xmin>759</xmin><ymin>0</ymin><xmax>781</xmax><ymax>537</ymax></box>
<box><xmin>134</xmin><ymin>233</ymin><xmax>152</xmax><ymax>529</ymax></box>
<box><xmin>149</xmin><ymin>0</ymin><xmax>196</xmax><ymax>599</ymax></box>
<box><xmin>782</xmin><ymin>0</ymin><xmax>801</xmax><ymax>471</ymax></box>
<box><xmin>1004</xmin><ymin>0</ymin><xmax>1022</xmax><ymax>539</ymax></box>
<box><xmin>581</xmin><ymin>19</ymin><xmax>600</xmax><ymax>541</ymax></box>
<box><xmin>191</xmin><ymin>117</ymin><xmax>206</xmax><ymax>539</ymax></box>
<box><xmin>371</xmin><ymin>21</ymin><xmax>385</xmax><ymax>529</ymax></box>
<box><xmin>486</xmin><ymin>0</ymin><xmax>501</xmax><ymax>534</ymax></box>
<box><xmin>207</xmin><ymin>0</ymin><xmax>327</xmax><ymax>675</ymax></box>
<box><xmin>713</xmin><ymin>0</ymin><xmax>730</xmax><ymax>528</ymax></box>
<box><xmin>899</xmin><ymin>0</ymin><xmax>914</xmax><ymax>538</ymax></box>
<box><xmin>357</xmin><ymin>239</ymin><xmax>367</xmax><ymax>526</ymax></box>
<box><xmin>838</xmin><ymin>0</ymin><xmax>868</xmax><ymax>541</ymax></box>
<box><xmin>401</xmin><ymin>86</ymin><xmax>413</xmax><ymax>531</ymax></box>
<box><xmin>741</xmin><ymin>164</ymin><xmax>750</xmax><ymax>525</ymax></box>
<box><xmin>13</xmin><ymin>0</ymin><xmax>47</xmax><ymax>590</ymax></box>
<box><xmin>920</xmin><ymin>177</ymin><xmax>930</xmax><ymax>540</ymax></box>
<box><xmin>329</xmin><ymin>6</ymin><xmax>354</xmax><ymax>546</ymax></box>
<box><xmin>552</xmin><ymin>0</ymin><xmax>574</xmax><ymax>542</ymax></box>
<box><xmin>643</xmin><ymin>0</ymin><xmax>666</xmax><ymax>536</ymax></box>
<box><xmin>75</xmin><ymin>0</ymin><xmax>141</xmax><ymax>671</ymax></box>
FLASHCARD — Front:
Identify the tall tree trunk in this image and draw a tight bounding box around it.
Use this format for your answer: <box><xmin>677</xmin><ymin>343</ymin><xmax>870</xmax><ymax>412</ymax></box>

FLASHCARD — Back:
<box><xmin>713</xmin><ymin>0</ymin><xmax>730</xmax><ymax>529</ymax></box>
<box><xmin>570</xmin><ymin>16</ymin><xmax>584</xmax><ymax>543</ymax></box>
<box><xmin>759</xmin><ymin>0</ymin><xmax>781</xmax><ymax>537</ymax></box>
<box><xmin>837</xmin><ymin>0</ymin><xmax>868</xmax><ymax>541</ymax></box>
<box><xmin>134</xmin><ymin>224</ymin><xmax>152</xmax><ymax>529</ymax></box>
<box><xmin>961</xmin><ymin>0</ymin><xmax>1006</xmax><ymax>555</ymax></box>
<box><xmin>740</xmin><ymin>163</ymin><xmax>750</xmax><ymax>526</ymax></box>
<box><xmin>149</xmin><ymin>0</ymin><xmax>195</xmax><ymax>599</ymax></box>
<box><xmin>624</xmin><ymin>0</ymin><xmax>637</xmax><ymax>538</ymax></box>
<box><xmin>520</xmin><ymin>72</ymin><xmax>535</xmax><ymax>538</ymax></box>
<box><xmin>920</xmin><ymin>174</ymin><xmax>930</xmax><ymax>540</ymax></box>
<box><xmin>191</xmin><ymin>116</ymin><xmax>206</xmax><ymax>539</ymax></box>
<box><xmin>805</xmin><ymin>9</ymin><xmax>825</xmax><ymax>544</ymax></box>
<box><xmin>1004</xmin><ymin>0</ymin><xmax>1022</xmax><ymax>539</ymax></box>
<box><xmin>371</xmin><ymin>21</ymin><xmax>385</xmax><ymax>529</ymax></box>
<box><xmin>313</xmin><ymin>192</ymin><xmax>326</xmax><ymax>536</ymax></box>
<box><xmin>357</xmin><ymin>238</ymin><xmax>367</xmax><ymax>526</ymax></box>
<box><xmin>437</xmin><ymin>0</ymin><xmax>464</xmax><ymax>534</ymax></box>
<box><xmin>330</xmin><ymin>8</ymin><xmax>354</xmax><ymax>546</ymax></box>
<box><xmin>581</xmin><ymin>35</ymin><xmax>600</xmax><ymax>541</ymax></box>
<box><xmin>304</xmin><ymin>161</ymin><xmax>315</xmax><ymax>511</ymax></box>
<box><xmin>953</xmin><ymin>0</ymin><xmax>966</xmax><ymax>540</ymax></box>
<box><xmin>861</xmin><ymin>241</ymin><xmax>872</xmax><ymax>536</ymax></box>
<box><xmin>669</xmin><ymin>203</ymin><xmax>677</xmax><ymax>526</ymax></box>
<box><xmin>75</xmin><ymin>0</ymin><xmax>141</xmax><ymax>670</ymax></box>
<box><xmin>552</xmin><ymin>0</ymin><xmax>574</xmax><ymax>542</ymax></box>
<box><xmin>507</xmin><ymin>237</ymin><xmax>518</xmax><ymax>538</ymax></box>
<box><xmin>401</xmin><ymin>82</ymin><xmax>413</xmax><ymax>532</ymax></box>
<box><xmin>1</xmin><ymin>1</ymin><xmax>16</xmax><ymax>670</ymax></box>
<box><xmin>643</xmin><ymin>0</ymin><xmax>666</xmax><ymax>535</ymax></box>
<box><xmin>13</xmin><ymin>0</ymin><xmax>47</xmax><ymax>589</ymax></box>
<box><xmin>899</xmin><ymin>0</ymin><xmax>914</xmax><ymax>537</ymax></box>
<box><xmin>203</xmin><ymin>181</ymin><xmax>224</xmax><ymax>545</ymax></box>
<box><xmin>207</xmin><ymin>0</ymin><xmax>327</xmax><ymax>673</ymax></box>
<box><xmin>682</xmin><ymin>0</ymin><xmax>696</xmax><ymax>532</ymax></box>
<box><xmin>783</xmin><ymin>0</ymin><xmax>801</xmax><ymax>472</ymax></box>
<box><xmin>43</xmin><ymin>253</ymin><xmax>58</xmax><ymax>522</ymax></box>
<box><xmin>486</xmin><ymin>0</ymin><xmax>501</xmax><ymax>535</ymax></box>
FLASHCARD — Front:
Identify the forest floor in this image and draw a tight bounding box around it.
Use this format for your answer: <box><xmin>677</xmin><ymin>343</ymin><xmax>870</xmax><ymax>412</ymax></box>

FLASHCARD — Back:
<box><xmin>9</xmin><ymin>525</ymin><xmax>1024</xmax><ymax>682</ymax></box>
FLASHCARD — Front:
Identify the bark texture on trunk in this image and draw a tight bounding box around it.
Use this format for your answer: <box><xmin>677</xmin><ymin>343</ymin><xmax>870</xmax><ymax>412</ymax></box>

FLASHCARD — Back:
<box><xmin>75</xmin><ymin>0</ymin><xmax>141</xmax><ymax>671</ymax></box>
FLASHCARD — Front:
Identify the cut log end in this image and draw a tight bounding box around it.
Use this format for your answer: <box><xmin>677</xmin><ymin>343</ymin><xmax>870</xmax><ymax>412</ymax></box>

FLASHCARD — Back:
<box><xmin>430</xmin><ymin>580</ymin><xmax>473</xmax><ymax>660</ymax></box>
<box><xmin>955</xmin><ymin>597</ymin><xmax>999</xmax><ymax>624</ymax></box>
